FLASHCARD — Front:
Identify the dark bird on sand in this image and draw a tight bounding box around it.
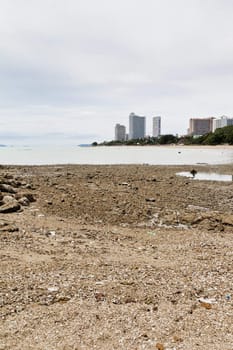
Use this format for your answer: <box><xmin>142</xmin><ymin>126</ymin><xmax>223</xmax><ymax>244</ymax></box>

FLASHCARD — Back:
<box><xmin>190</xmin><ymin>169</ymin><xmax>197</xmax><ymax>178</ymax></box>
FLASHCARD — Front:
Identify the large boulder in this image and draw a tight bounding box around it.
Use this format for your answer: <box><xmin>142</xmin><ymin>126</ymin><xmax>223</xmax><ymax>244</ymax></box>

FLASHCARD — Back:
<box><xmin>0</xmin><ymin>200</ymin><xmax>21</xmax><ymax>213</ymax></box>
<box><xmin>2</xmin><ymin>195</ymin><xmax>15</xmax><ymax>204</ymax></box>
<box><xmin>15</xmin><ymin>192</ymin><xmax>36</xmax><ymax>202</ymax></box>
<box><xmin>0</xmin><ymin>183</ymin><xmax>16</xmax><ymax>193</ymax></box>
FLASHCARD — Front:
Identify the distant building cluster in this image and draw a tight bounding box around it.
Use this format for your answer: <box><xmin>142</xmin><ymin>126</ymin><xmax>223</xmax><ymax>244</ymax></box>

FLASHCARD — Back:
<box><xmin>188</xmin><ymin>116</ymin><xmax>233</xmax><ymax>136</ymax></box>
<box><xmin>114</xmin><ymin>114</ymin><xmax>233</xmax><ymax>142</ymax></box>
<box><xmin>115</xmin><ymin>113</ymin><xmax>161</xmax><ymax>141</ymax></box>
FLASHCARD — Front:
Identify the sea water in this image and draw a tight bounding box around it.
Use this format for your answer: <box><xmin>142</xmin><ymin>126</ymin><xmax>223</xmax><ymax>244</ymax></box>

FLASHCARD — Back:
<box><xmin>0</xmin><ymin>145</ymin><xmax>233</xmax><ymax>165</ymax></box>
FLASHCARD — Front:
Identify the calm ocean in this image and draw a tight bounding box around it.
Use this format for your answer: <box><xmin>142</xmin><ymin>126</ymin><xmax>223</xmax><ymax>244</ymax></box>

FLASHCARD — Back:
<box><xmin>0</xmin><ymin>145</ymin><xmax>233</xmax><ymax>165</ymax></box>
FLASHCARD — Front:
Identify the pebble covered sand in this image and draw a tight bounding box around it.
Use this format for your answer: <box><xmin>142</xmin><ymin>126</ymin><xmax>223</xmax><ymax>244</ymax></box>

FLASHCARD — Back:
<box><xmin>0</xmin><ymin>164</ymin><xmax>233</xmax><ymax>349</ymax></box>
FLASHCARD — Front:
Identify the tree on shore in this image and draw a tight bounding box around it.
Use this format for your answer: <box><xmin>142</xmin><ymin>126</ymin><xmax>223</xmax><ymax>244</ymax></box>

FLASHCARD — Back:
<box><xmin>94</xmin><ymin>125</ymin><xmax>233</xmax><ymax>146</ymax></box>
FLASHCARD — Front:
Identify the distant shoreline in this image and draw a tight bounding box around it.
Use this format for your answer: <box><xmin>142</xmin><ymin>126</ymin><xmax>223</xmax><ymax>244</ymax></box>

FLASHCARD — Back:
<box><xmin>94</xmin><ymin>144</ymin><xmax>233</xmax><ymax>149</ymax></box>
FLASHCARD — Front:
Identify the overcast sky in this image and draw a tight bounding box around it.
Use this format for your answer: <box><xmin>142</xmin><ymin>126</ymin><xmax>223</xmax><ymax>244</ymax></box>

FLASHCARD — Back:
<box><xmin>0</xmin><ymin>0</ymin><xmax>233</xmax><ymax>144</ymax></box>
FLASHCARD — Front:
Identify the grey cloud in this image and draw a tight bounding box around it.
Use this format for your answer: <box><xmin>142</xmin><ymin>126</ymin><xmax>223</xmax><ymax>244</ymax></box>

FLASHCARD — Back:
<box><xmin>0</xmin><ymin>0</ymin><xmax>233</xmax><ymax>142</ymax></box>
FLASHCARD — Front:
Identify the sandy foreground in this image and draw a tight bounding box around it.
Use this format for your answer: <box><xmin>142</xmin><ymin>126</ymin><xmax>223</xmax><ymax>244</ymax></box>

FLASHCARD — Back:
<box><xmin>0</xmin><ymin>164</ymin><xmax>233</xmax><ymax>350</ymax></box>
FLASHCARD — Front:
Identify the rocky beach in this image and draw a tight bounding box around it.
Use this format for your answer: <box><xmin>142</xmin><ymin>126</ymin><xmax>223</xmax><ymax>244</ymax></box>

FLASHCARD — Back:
<box><xmin>0</xmin><ymin>164</ymin><xmax>233</xmax><ymax>349</ymax></box>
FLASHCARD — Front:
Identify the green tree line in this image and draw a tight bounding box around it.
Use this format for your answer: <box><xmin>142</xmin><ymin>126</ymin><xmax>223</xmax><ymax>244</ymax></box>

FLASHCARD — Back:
<box><xmin>92</xmin><ymin>125</ymin><xmax>233</xmax><ymax>146</ymax></box>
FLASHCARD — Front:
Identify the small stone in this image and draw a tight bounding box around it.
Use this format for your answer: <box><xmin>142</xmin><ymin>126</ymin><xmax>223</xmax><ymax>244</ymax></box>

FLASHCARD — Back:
<box><xmin>0</xmin><ymin>220</ymin><xmax>19</xmax><ymax>232</ymax></box>
<box><xmin>25</xmin><ymin>184</ymin><xmax>32</xmax><ymax>189</ymax></box>
<box><xmin>173</xmin><ymin>335</ymin><xmax>183</xmax><ymax>342</ymax></box>
<box><xmin>94</xmin><ymin>292</ymin><xmax>105</xmax><ymax>302</ymax></box>
<box><xmin>18</xmin><ymin>197</ymin><xmax>30</xmax><ymax>206</ymax></box>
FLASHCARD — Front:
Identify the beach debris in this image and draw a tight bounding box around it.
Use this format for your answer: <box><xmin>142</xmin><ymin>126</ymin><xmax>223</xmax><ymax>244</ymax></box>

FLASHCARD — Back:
<box><xmin>46</xmin><ymin>230</ymin><xmax>56</xmax><ymax>237</ymax></box>
<box><xmin>147</xmin><ymin>231</ymin><xmax>156</xmax><ymax>236</ymax></box>
<box><xmin>198</xmin><ymin>297</ymin><xmax>216</xmax><ymax>309</ymax></box>
<box><xmin>145</xmin><ymin>198</ymin><xmax>156</xmax><ymax>202</ymax></box>
<box><xmin>187</xmin><ymin>204</ymin><xmax>210</xmax><ymax>212</ymax></box>
<box><xmin>47</xmin><ymin>287</ymin><xmax>59</xmax><ymax>293</ymax></box>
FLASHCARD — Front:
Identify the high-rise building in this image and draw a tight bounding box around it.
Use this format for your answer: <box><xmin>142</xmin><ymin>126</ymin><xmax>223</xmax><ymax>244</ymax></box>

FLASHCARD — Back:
<box><xmin>188</xmin><ymin>117</ymin><xmax>214</xmax><ymax>136</ymax></box>
<box><xmin>129</xmin><ymin>113</ymin><xmax>146</xmax><ymax>140</ymax></box>
<box><xmin>212</xmin><ymin>116</ymin><xmax>233</xmax><ymax>132</ymax></box>
<box><xmin>152</xmin><ymin>116</ymin><xmax>161</xmax><ymax>137</ymax></box>
<box><xmin>115</xmin><ymin>124</ymin><xmax>126</xmax><ymax>141</ymax></box>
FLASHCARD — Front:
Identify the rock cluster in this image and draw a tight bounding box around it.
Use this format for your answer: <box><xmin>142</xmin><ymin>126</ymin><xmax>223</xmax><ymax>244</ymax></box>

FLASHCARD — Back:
<box><xmin>0</xmin><ymin>173</ymin><xmax>35</xmax><ymax>214</ymax></box>
<box><xmin>28</xmin><ymin>164</ymin><xmax>233</xmax><ymax>232</ymax></box>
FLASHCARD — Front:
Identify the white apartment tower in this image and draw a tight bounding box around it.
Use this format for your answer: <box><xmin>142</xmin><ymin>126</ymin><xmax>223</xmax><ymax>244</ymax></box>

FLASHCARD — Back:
<box><xmin>129</xmin><ymin>113</ymin><xmax>146</xmax><ymax>140</ymax></box>
<box><xmin>212</xmin><ymin>116</ymin><xmax>233</xmax><ymax>132</ymax></box>
<box><xmin>152</xmin><ymin>116</ymin><xmax>161</xmax><ymax>137</ymax></box>
<box><xmin>115</xmin><ymin>124</ymin><xmax>126</xmax><ymax>141</ymax></box>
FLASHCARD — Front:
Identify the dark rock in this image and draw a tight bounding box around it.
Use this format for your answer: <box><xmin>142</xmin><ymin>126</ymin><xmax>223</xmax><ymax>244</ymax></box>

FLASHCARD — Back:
<box><xmin>15</xmin><ymin>192</ymin><xmax>36</xmax><ymax>202</ymax></box>
<box><xmin>0</xmin><ymin>220</ymin><xmax>19</xmax><ymax>232</ymax></box>
<box><xmin>0</xmin><ymin>200</ymin><xmax>21</xmax><ymax>213</ymax></box>
<box><xmin>25</xmin><ymin>184</ymin><xmax>32</xmax><ymax>189</ymax></box>
<box><xmin>14</xmin><ymin>181</ymin><xmax>22</xmax><ymax>188</ymax></box>
<box><xmin>3</xmin><ymin>174</ymin><xmax>14</xmax><ymax>180</ymax></box>
<box><xmin>0</xmin><ymin>183</ymin><xmax>16</xmax><ymax>193</ymax></box>
<box><xmin>18</xmin><ymin>197</ymin><xmax>30</xmax><ymax>206</ymax></box>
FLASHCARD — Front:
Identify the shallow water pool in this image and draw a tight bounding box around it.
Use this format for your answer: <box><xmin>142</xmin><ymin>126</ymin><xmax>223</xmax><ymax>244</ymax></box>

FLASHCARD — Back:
<box><xmin>177</xmin><ymin>171</ymin><xmax>233</xmax><ymax>182</ymax></box>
